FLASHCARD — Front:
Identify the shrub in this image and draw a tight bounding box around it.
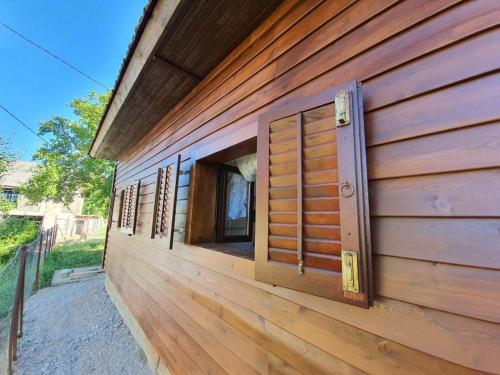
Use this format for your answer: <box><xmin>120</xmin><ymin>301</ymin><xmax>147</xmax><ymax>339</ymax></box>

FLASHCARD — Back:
<box><xmin>0</xmin><ymin>217</ymin><xmax>39</xmax><ymax>263</ymax></box>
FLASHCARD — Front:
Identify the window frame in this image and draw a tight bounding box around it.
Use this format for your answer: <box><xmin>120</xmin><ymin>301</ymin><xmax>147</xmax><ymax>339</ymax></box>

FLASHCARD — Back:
<box><xmin>215</xmin><ymin>164</ymin><xmax>255</xmax><ymax>243</ymax></box>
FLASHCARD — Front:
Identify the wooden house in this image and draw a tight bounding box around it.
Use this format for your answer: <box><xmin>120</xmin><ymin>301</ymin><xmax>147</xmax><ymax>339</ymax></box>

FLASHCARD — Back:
<box><xmin>90</xmin><ymin>0</ymin><xmax>500</xmax><ymax>373</ymax></box>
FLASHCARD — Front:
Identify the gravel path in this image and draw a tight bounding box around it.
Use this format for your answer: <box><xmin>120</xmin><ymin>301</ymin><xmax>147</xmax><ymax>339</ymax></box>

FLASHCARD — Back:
<box><xmin>14</xmin><ymin>275</ymin><xmax>154</xmax><ymax>375</ymax></box>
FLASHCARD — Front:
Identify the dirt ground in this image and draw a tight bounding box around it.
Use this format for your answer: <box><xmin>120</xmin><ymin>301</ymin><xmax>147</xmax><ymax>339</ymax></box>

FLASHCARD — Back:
<box><xmin>14</xmin><ymin>274</ymin><xmax>154</xmax><ymax>375</ymax></box>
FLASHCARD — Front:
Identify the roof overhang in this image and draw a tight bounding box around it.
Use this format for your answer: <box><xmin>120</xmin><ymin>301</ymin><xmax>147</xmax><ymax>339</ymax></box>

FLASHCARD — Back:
<box><xmin>90</xmin><ymin>0</ymin><xmax>283</xmax><ymax>160</ymax></box>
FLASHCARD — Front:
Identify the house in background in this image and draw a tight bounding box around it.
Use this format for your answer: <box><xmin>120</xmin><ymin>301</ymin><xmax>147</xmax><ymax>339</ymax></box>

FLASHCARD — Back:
<box><xmin>0</xmin><ymin>161</ymin><xmax>103</xmax><ymax>241</ymax></box>
<box><xmin>91</xmin><ymin>1</ymin><xmax>500</xmax><ymax>374</ymax></box>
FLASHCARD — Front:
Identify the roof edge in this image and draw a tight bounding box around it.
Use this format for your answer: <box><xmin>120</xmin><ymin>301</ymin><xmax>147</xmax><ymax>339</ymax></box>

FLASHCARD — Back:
<box><xmin>89</xmin><ymin>0</ymin><xmax>159</xmax><ymax>158</ymax></box>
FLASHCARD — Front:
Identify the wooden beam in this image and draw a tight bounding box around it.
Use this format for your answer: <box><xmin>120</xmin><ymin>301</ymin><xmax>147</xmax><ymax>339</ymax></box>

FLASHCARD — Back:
<box><xmin>153</xmin><ymin>54</ymin><xmax>202</xmax><ymax>81</ymax></box>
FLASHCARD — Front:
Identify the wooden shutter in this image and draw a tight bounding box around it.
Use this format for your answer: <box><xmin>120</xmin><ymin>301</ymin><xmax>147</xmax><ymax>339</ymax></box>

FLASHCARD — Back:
<box><xmin>120</xmin><ymin>182</ymin><xmax>140</xmax><ymax>235</ymax></box>
<box><xmin>152</xmin><ymin>155</ymin><xmax>181</xmax><ymax>249</ymax></box>
<box><xmin>255</xmin><ymin>81</ymin><xmax>371</xmax><ymax>307</ymax></box>
<box><xmin>117</xmin><ymin>190</ymin><xmax>125</xmax><ymax>228</ymax></box>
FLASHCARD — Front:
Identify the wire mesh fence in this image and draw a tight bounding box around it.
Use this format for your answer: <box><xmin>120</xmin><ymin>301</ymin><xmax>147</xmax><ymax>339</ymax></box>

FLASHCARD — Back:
<box><xmin>0</xmin><ymin>225</ymin><xmax>57</xmax><ymax>375</ymax></box>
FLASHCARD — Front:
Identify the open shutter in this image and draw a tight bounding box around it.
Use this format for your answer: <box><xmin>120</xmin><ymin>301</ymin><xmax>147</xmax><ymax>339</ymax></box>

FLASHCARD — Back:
<box><xmin>152</xmin><ymin>155</ymin><xmax>181</xmax><ymax>249</ymax></box>
<box><xmin>255</xmin><ymin>81</ymin><xmax>371</xmax><ymax>306</ymax></box>
<box><xmin>121</xmin><ymin>181</ymin><xmax>140</xmax><ymax>235</ymax></box>
<box><xmin>117</xmin><ymin>190</ymin><xmax>125</xmax><ymax>228</ymax></box>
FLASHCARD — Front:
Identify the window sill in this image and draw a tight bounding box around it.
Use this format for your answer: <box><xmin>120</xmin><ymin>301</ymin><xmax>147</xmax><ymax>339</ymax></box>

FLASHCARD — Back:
<box><xmin>196</xmin><ymin>242</ymin><xmax>254</xmax><ymax>260</ymax></box>
<box><xmin>171</xmin><ymin>242</ymin><xmax>255</xmax><ymax>280</ymax></box>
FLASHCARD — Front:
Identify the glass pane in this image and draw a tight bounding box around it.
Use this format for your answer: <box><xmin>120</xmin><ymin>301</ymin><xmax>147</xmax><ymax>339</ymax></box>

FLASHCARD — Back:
<box><xmin>224</xmin><ymin>171</ymin><xmax>250</xmax><ymax>237</ymax></box>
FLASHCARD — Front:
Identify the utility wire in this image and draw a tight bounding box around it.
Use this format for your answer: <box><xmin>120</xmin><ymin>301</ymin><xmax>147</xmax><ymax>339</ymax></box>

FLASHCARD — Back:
<box><xmin>0</xmin><ymin>103</ymin><xmax>48</xmax><ymax>144</ymax></box>
<box><xmin>0</xmin><ymin>21</ymin><xmax>108</xmax><ymax>89</ymax></box>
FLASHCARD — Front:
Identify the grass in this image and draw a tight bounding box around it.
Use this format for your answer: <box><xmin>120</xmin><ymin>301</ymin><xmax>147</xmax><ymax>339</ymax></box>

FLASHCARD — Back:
<box><xmin>40</xmin><ymin>238</ymin><xmax>104</xmax><ymax>288</ymax></box>
<box><xmin>0</xmin><ymin>217</ymin><xmax>39</xmax><ymax>264</ymax></box>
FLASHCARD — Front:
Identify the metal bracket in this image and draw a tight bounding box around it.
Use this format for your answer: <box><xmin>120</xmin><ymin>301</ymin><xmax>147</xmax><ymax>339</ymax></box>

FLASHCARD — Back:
<box><xmin>341</xmin><ymin>250</ymin><xmax>359</xmax><ymax>293</ymax></box>
<box><xmin>335</xmin><ymin>90</ymin><xmax>351</xmax><ymax>127</ymax></box>
<box><xmin>298</xmin><ymin>260</ymin><xmax>304</xmax><ymax>274</ymax></box>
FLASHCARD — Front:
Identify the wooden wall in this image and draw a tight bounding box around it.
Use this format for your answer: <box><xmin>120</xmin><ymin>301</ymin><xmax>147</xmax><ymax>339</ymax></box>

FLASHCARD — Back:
<box><xmin>106</xmin><ymin>0</ymin><xmax>500</xmax><ymax>373</ymax></box>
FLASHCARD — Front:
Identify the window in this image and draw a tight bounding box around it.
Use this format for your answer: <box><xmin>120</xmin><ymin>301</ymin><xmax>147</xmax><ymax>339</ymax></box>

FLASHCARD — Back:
<box><xmin>2</xmin><ymin>189</ymin><xmax>19</xmax><ymax>203</ymax></box>
<box><xmin>152</xmin><ymin>155</ymin><xmax>181</xmax><ymax>249</ymax></box>
<box><xmin>215</xmin><ymin>165</ymin><xmax>255</xmax><ymax>242</ymax></box>
<box><xmin>119</xmin><ymin>182</ymin><xmax>140</xmax><ymax>235</ymax></box>
<box><xmin>255</xmin><ymin>81</ymin><xmax>372</xmax><ymax>306</ymax></box>
<box><xmin>188</xmin><ymin>138</ymin><xmax>257</xmax><ymax>259</ymax></box>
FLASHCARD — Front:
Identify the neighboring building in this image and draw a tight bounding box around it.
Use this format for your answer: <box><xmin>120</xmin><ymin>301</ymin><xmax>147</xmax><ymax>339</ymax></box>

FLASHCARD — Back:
<box><xmin>91</xmin><ymin>1</ymin><xmax>500</xmax><ymax>374</ymax></box>
<box><xmin>0</xmin><ymin>161</ymin><xmax>103</xmax><ymax>240</ymax></box>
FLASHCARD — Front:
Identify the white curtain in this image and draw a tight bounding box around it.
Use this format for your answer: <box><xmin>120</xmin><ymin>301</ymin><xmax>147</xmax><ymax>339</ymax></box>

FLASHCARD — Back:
<box><xmin>235</xmin><ymin>153</ymin><xmax>257</xmax><ymax>182</ymax></box>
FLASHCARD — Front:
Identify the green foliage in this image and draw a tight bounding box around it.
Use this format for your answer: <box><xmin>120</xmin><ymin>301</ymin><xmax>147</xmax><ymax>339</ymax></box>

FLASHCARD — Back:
<box><xmin>0</xmin><ymin>217</ymin><xmax>39</xmax><ymax>263</ymax></box>
<box><xmin>0</xmin><ymin>196</ymin><xmax>15</xmax><ymax>215</ymax></box>
<box><xmin>0</xmin><ymin>136</ymin><xmax>14</xmax><ymax>177</ymax></box>
<box><xmin>0</xmin><ymin>137</ymin><xmax>16</xmax><ymax>215</ymax></box>
<box><xmin>40</xmin><ymin>238</ymin><xmax>104</xmax><ymax>287</ymax></box>
<box><xmin>21</xmin><ymin>91</ymin><xmax>115</xmax><ymax>217</ymax></box>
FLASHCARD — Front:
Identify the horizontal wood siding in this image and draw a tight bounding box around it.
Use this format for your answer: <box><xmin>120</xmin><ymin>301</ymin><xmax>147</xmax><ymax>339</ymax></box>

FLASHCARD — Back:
<box><xmin>107</xmin><ymin>0</ymin><xmax>500</xmax><ymax>373</ymax></box>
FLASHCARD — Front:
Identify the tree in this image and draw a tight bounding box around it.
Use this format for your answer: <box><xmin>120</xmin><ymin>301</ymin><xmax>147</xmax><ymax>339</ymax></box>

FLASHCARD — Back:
<box><xmin>22</xmin><ymin>91</ymin><xmax>115</xmax><ymax>217</ymax></box>
<box><xmin>0</xmin><ymin>136</ymin><xmax>14</xmax><ymax>177</ymax></box>
<box><xmin>0</xmin><ymin>137</ymin><xmax>15</xmax><ymax>214</ymax></box>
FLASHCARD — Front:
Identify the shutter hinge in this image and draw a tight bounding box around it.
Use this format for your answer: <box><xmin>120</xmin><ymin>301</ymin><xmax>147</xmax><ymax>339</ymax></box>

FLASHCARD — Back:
<box><xmin>335</xmin><ymin>91</ymin><xmax>351</xmax><ymax>127</ymax></box>
<box><xmin>341</xmin><ymin>250</ymin><xmax>359</xmax><ymax>293</ymax></box>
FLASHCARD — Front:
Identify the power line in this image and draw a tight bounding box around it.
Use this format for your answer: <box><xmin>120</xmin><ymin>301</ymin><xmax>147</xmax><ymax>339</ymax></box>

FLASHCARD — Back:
<box><xmin>0</xmin><ymin>21</ymin><xmax>108</xmax><ymax>89</ymax></box>
<box><xmin>0</xmin><ymin>103</ymin><xmax>48</xmax><ymax>144</ymax></box>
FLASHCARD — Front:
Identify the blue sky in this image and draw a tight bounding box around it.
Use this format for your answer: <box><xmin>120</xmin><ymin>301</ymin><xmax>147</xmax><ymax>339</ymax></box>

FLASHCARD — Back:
<box><xmin>0</xmin><ymin>1</ymin><xmax>148</xmax><ymax>160</ymax></box>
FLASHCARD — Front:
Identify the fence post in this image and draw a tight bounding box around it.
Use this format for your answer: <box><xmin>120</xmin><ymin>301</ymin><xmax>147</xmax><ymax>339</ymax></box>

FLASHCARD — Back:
<box><xmin>43</xmin><ymin>229</ymin><xmax>50</xmax><ymax>260</ymax></box>
<box><xmin>34</xmin><ymin>232</ymin><xmax>44</xmax><ymax>291</ymax></box>
<box><xmin>8</xmin><ymin>245</ymin><xmax>27</xmax><ymax>374</ymax></box>
<box><xmin>53</xmin><ymin>224</ymin><xmax>58</xmax><ymax>246</ymax></box>
<box><xmin>18</xmin><ymin>246</ymin><xmax>26</xmax><ymax>338</ymax></box>
<box><xmin>50</xmin><ymin>226</ymin><xmax>56</xmax><ymax>252</ymax></box>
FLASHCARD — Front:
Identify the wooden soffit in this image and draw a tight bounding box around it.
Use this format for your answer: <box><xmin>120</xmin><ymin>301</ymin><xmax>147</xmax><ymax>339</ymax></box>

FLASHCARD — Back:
<box><xmin>90</xmin><ymin>0</ymin><xmax>283</xmax><ymax>160</ymax></box>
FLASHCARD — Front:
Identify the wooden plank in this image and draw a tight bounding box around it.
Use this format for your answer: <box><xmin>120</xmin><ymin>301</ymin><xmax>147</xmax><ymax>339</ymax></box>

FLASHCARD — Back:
<box><xmin>107</xmin><ymin>236</ymin><xmax>482</xmax><ymax>374</ymax></box>
<box><xmin>376</xmin><ymin>255</ymin><xmax>500</xmax><ymax>324</ymax></box>
<box><xmin>269</xmin><ymin>249</ymin><xmax>341</xmax><ymax>272</ymax></box>
<box><xmin>110</xmin><ymin>266</ymin><xmax>223</xmax><ymax>375</ymax></box>
<box><xmin>370</xmin><ymin>169</ymin><xmax>500</xmax><ymax>217</ymax></box>
<box><xmin>269</xmin><ymin>197</ymin><xmax>339</xmax><ymax>211</ymax></box>
<box><xmin>363</xmin><ymin>26</ymin><xmax>500</xmax><ymax>111</ymax></box>
<box><xmin>107</xmin><ymin>242</ymin><xmax>361</xmax><ymax>375</ymax></box>
<box><xmin>166</xmin><ymin>239</ymin><xmax>500</xmax><ymax>375</ymax></box>
<box><xmin>368</xmin><ymin>122</ymin><xmax>500</xmax><ymax>179</ymax></box>
<box><xmin>270</xmin><ymin>223</ymin><xmax>341</xmax><ymax>240</ymax></box>
<box><xmin>107</xmin><ymin>231</ymin><xmax>500</xmax><ymax>373</ymax></box>
<box><xmin>366</xmin><ymin>72</ymin><xmax>500</xmax><ymax>146</ymax></box>
<box><xmin>125</xmin><ymin>259</ymin><xmax>304</xmax><ymax>375</ymax></box>
<box><xmin>372</xmin><ymin>217</ymin><xmax>500</xmax><ymax>269</ymax></box>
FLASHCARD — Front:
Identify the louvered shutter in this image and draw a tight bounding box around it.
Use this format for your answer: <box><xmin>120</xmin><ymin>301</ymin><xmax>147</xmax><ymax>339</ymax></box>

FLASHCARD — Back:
<box><xmin>117</xmin><ymin>190</ymin><xmax>125</xmax><ymax>228</ymax></box>
<box><xmin>121</xmin><ymin>182</ymin><xmax>140</xmax><ymax>235</ymax></box>
<box><xmin>255</xmin><ymin>81</ymin><xmax>371</xmax><ymax>306</ymax></box>
<box><xmin>152</xmin><ymin>155</ymin><xmax>181</xmax><ymax>249</ymax></box>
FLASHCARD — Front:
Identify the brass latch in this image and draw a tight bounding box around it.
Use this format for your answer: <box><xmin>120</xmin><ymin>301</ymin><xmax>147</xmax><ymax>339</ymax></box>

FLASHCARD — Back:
<box><xmin>341</xmin><ymin>250</ymin><xmax>359</xmax><ymax>293</ymax></box>
<box><xmin>335</xmin><ymin>91</ymin><xmax>351</xmax><ymax>127</ymax></box>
